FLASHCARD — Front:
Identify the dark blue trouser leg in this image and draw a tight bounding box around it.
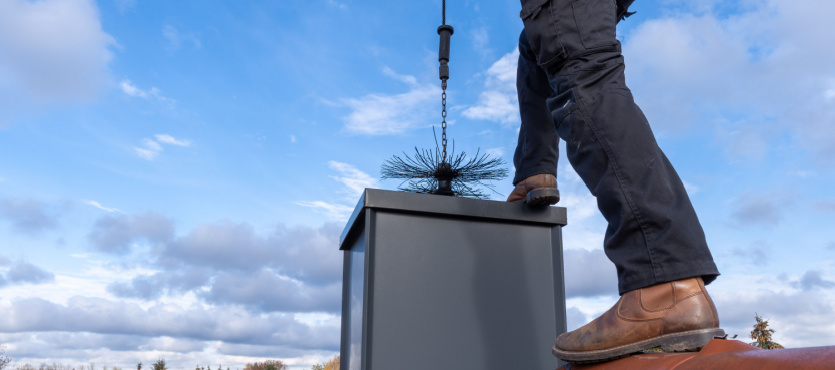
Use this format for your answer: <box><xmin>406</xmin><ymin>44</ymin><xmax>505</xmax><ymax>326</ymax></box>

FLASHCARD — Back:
<box><xmin>516</xmin><ymin>0</ymin><xmax>719</xmax><ymax>294</ymax></box>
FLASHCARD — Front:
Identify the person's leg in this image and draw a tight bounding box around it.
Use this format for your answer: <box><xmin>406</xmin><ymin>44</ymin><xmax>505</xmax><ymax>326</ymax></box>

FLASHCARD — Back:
<box><xmin>508</xmin><ymin>30</ymin><xmax>561</xmax><ymax>205</ymax></box>
<box><xmin>521</xmin><ymin>0</ymin><xmax>718</xmax><ymax>303</ymax></box>
<box><xmin>512</xmin><ymin>30</ymin><xmax>558</xmax><ymax>185</ymax></box>
<box><xmin>518</xmin><ymin>0</ymin><xmax>722</xmax><ymax>362</ymax></box>
<box><xmin>510</xmin><ymin>0</ymin><xmax>634</xmax><ymax>205</ymax></box>
<box><xmin>511</xmin><ymin>0</ymin><xmax>635</xmax><ymax>193</ymax></box>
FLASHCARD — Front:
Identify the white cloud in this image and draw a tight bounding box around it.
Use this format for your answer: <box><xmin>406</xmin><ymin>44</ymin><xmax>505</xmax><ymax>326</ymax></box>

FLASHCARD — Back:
<box><xmin>143</xmin><ymin>139</ymin><xmax>162</xmax><ymax>152</ymax></box>
<box><xmin>485</xmin><ymin>147</ymin><xmax>504</xmax><ymax>158</ymax></box>
<box><xmin>133</xmin><ymin>134</ymin><xmax>192</xmax><ymax>160</ymax></box>
<box><xmin>682</xmin><ymin>180</ymin><xmax>700</xmax><ymax>195</ymax></box>
<box><xmin>290</xmin><ymin>135</ymin><xmax>297</xmax><ymax>143</ymax></box>
<box><xmin>0</xmin><ymin>0</ymin><xmax>115</xmax><ymax>101</ymax></box>
<box><xmin>295</xmin><ymin>201</ymin><xmax>354</xmax><ymax>222</ymax></box>
<box><xmin>563</xmin><ymin>249</ymin><xmax>618</xmax><ymax>298</ymax></box>
<box><xmin>623</xmin><ymin>0</ymin><xmax>835</xmax><ymax>160</ymax></box>
<box><xmin>381</xmin><ymin>66</ymin><xmax>417</xmax><ymax>85</ymax></box>
<box><xmin>341</xmin><ymin>68</ymin><xmax>438</xmax><ymax>135</ymax></box>
<box><xmin>134</xmin><ymin>138</ymin><xmax>162</xmax><ymax>160</ymax></box>
<box><xmin>328</xmin><ymin>161</ymin><xmax>378</xmax><ymax>200</ymax></box>
<box><xmin>120</xmin><ymin>79</ymin><xmax>173</xmax><ymax>103</ymax></box>
<box><xmin>296</xmin><ymin>161</ymin><xmax>377</xmax><ymax>221</ymax></box>
<box><xmin>81</xmin><ymin>199</ymin><xmax>124</xmax><ymax>214</ymax></box>
<box><xmin>0</xmin><ymin>297</ymin><xmax>340</xmax><ymax>365</ymax></box>
<box><xmin>565</xmin><ymin>296</ymin><xmax>620</xmax><ymax>329</ymax></box>
<box><xmin>120</xmin><ymin>80</ymin><xmax>150</xmax><ymax>98</ymax></box>
<box><xmin>0</xmin><ymin>264</ymin><xmax>342</xmax><ymax>367</ymax></box>
<box><xmin>565</xmin><ymin>306</ymin><xmax>588</xmax><ymax>332</ymax></box>
<box><xmin>134</xmin><ymin>147</ymin><xmax>158</xmax><ymax>160</ymax></box>
<box><xmin>88</xmin><ymin>211</ymin><xmax>174</xmax><ymax>254</ymax></box>
<box><xmin>200</xmin><ymin>269</ymin><xmax>342</xmax><ymax>312</ymax></box>
<box><xmin>463</xmin><ymin>50</ymin><xmax>520</xmax><ymax>126</ymax></box>
<box><xmin>154</xmin><ymin>134</ymin><xmax>191</xmax><ymax>147</ymax></box>
<box><xmin>93</xmin><ymin>216</ymin><xmax>346</xmax><ymax>310</ymax></box>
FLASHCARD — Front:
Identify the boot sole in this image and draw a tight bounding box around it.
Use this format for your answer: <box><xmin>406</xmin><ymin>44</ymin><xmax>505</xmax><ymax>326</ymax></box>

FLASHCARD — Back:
<box><xmin>552</xmin><ymin>328</ymin><xmax>726</xmax><ymax>364</ymax></box>
<box><xmin>525</xmin><ymin>188</ymin><xmax>560</xmax><ymax>206</ymax></box>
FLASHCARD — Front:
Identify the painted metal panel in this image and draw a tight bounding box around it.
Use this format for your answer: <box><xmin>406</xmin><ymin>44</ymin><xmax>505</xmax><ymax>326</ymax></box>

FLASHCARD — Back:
<box><xmin>340</xmin><ymin>189</ymin><xmax>567</xmax><ymax>370</ymax></box>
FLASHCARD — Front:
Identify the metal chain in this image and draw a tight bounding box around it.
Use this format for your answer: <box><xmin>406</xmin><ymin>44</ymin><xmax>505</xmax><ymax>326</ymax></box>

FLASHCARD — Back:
<box><xmin>441</xmin><ymin>85</ymin><xmax>447</xmax><ymax>162</ymax></box>
<box><xmin>440</xmin><ymin>0</ymin><xmax>448</xmax><ymax>163</ymax></box>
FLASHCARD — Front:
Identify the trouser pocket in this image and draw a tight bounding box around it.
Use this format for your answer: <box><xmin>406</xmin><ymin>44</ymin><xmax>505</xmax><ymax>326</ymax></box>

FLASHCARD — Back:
<box><xmin>520</xmin><ymin>0</ymin><xmax>566</xmax><ymax>68</ymax></box>
<box><xmin>521</xmin><ymin>0</ymin><xmax>619</xmax><ymax>70</ymax></box>
<box><xmin>572</xmin><ymin>0</ymin><xmax>618</xmax><ymax>49</ymax></box>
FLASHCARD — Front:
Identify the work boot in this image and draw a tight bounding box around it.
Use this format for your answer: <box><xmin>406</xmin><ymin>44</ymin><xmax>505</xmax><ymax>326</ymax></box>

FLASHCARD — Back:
<box><xmin>506</xmin><ymin>173</ymin><xmax>560</xmax><ymax>206</ymax></box>
<box><xmin>552</xmin><ymin>277</ymin><xmax>724</xmax><ymax>364</ymax></box>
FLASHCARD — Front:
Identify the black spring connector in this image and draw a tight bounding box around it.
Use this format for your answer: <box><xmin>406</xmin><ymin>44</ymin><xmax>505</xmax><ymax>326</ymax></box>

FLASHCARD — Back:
<box><xmin>437</xmin><ymin>25</ymin><xmax>454</xmax><ymax>81</ymax></box>
<box><xmin>433</xmin><ymin>162</ymin><xmax>455</xmax><ymax>196</ymax></box>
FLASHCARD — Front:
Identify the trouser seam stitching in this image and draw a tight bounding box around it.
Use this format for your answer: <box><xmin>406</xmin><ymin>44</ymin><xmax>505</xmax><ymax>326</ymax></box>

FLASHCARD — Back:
<box><xmin>567</xmin><ymin>73</ymin><xmax>658</xmax><ymax>281</ymax></box>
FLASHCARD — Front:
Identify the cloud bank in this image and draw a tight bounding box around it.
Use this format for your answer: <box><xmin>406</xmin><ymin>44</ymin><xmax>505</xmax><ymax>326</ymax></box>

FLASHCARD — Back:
<box><xmin>623</xmin><ymin>0</ymin><xmax>835</xmax><ymax>161</ymax></box>
<box><xmin>0</xmin><ymin>0</ymin><xmax>115</xmax><ymax>101</ymax></box>
<box><xmin>341</xmin><ymin>67</ymin><xmax>439</xmax><ymax>135</ymax></box>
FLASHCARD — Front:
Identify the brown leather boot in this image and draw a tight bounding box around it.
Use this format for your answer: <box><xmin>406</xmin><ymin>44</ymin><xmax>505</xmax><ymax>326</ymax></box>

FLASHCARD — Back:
<box><xmin>552</xmin><ymin>277</ymin><xmax>724</xmax><ymax>364</ymax></box>
<box><xmin>506</xmin><ymin>173</ymin><xmax>560</xmax><ymax>206</ymax></box>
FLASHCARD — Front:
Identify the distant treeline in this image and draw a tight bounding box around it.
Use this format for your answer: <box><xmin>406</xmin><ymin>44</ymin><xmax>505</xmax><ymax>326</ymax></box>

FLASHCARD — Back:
<box><xmin>0</xmin><ymin>355</ymin><xmax>341</xmax><ymax>370</ymax></box>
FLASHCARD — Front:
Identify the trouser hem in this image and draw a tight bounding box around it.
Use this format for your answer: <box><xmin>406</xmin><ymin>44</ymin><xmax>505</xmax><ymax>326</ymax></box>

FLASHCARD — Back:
<box><xmin>513</xmin><ymin>166</ymin><xmax>558</xmax><ymax>186</ymax></box>
<box><xmin>617</xmin><ymin>260</ymin><xmax>720</xmax><ymax>295</ymax></box>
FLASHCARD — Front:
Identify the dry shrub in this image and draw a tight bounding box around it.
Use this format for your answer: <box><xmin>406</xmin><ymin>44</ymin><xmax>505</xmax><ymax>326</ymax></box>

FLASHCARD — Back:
<box><xmin>243</xmin><ymin>360</ymin><xmax>287</xmax><ymax>370</ymax></box>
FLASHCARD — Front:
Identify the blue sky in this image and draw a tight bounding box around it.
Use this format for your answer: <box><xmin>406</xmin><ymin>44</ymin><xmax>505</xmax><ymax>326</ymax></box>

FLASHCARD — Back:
<box><xmin>1</xmin><ymin>0</ymin><xmax>835</xmax><ymax>368</ymax></box>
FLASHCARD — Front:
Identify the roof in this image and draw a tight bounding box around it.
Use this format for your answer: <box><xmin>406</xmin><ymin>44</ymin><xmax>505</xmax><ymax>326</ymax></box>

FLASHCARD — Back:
<box><xmin>560</xmin><ymin>338</ymin><xmax>835</xmax><ymax>370</ymax></box>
